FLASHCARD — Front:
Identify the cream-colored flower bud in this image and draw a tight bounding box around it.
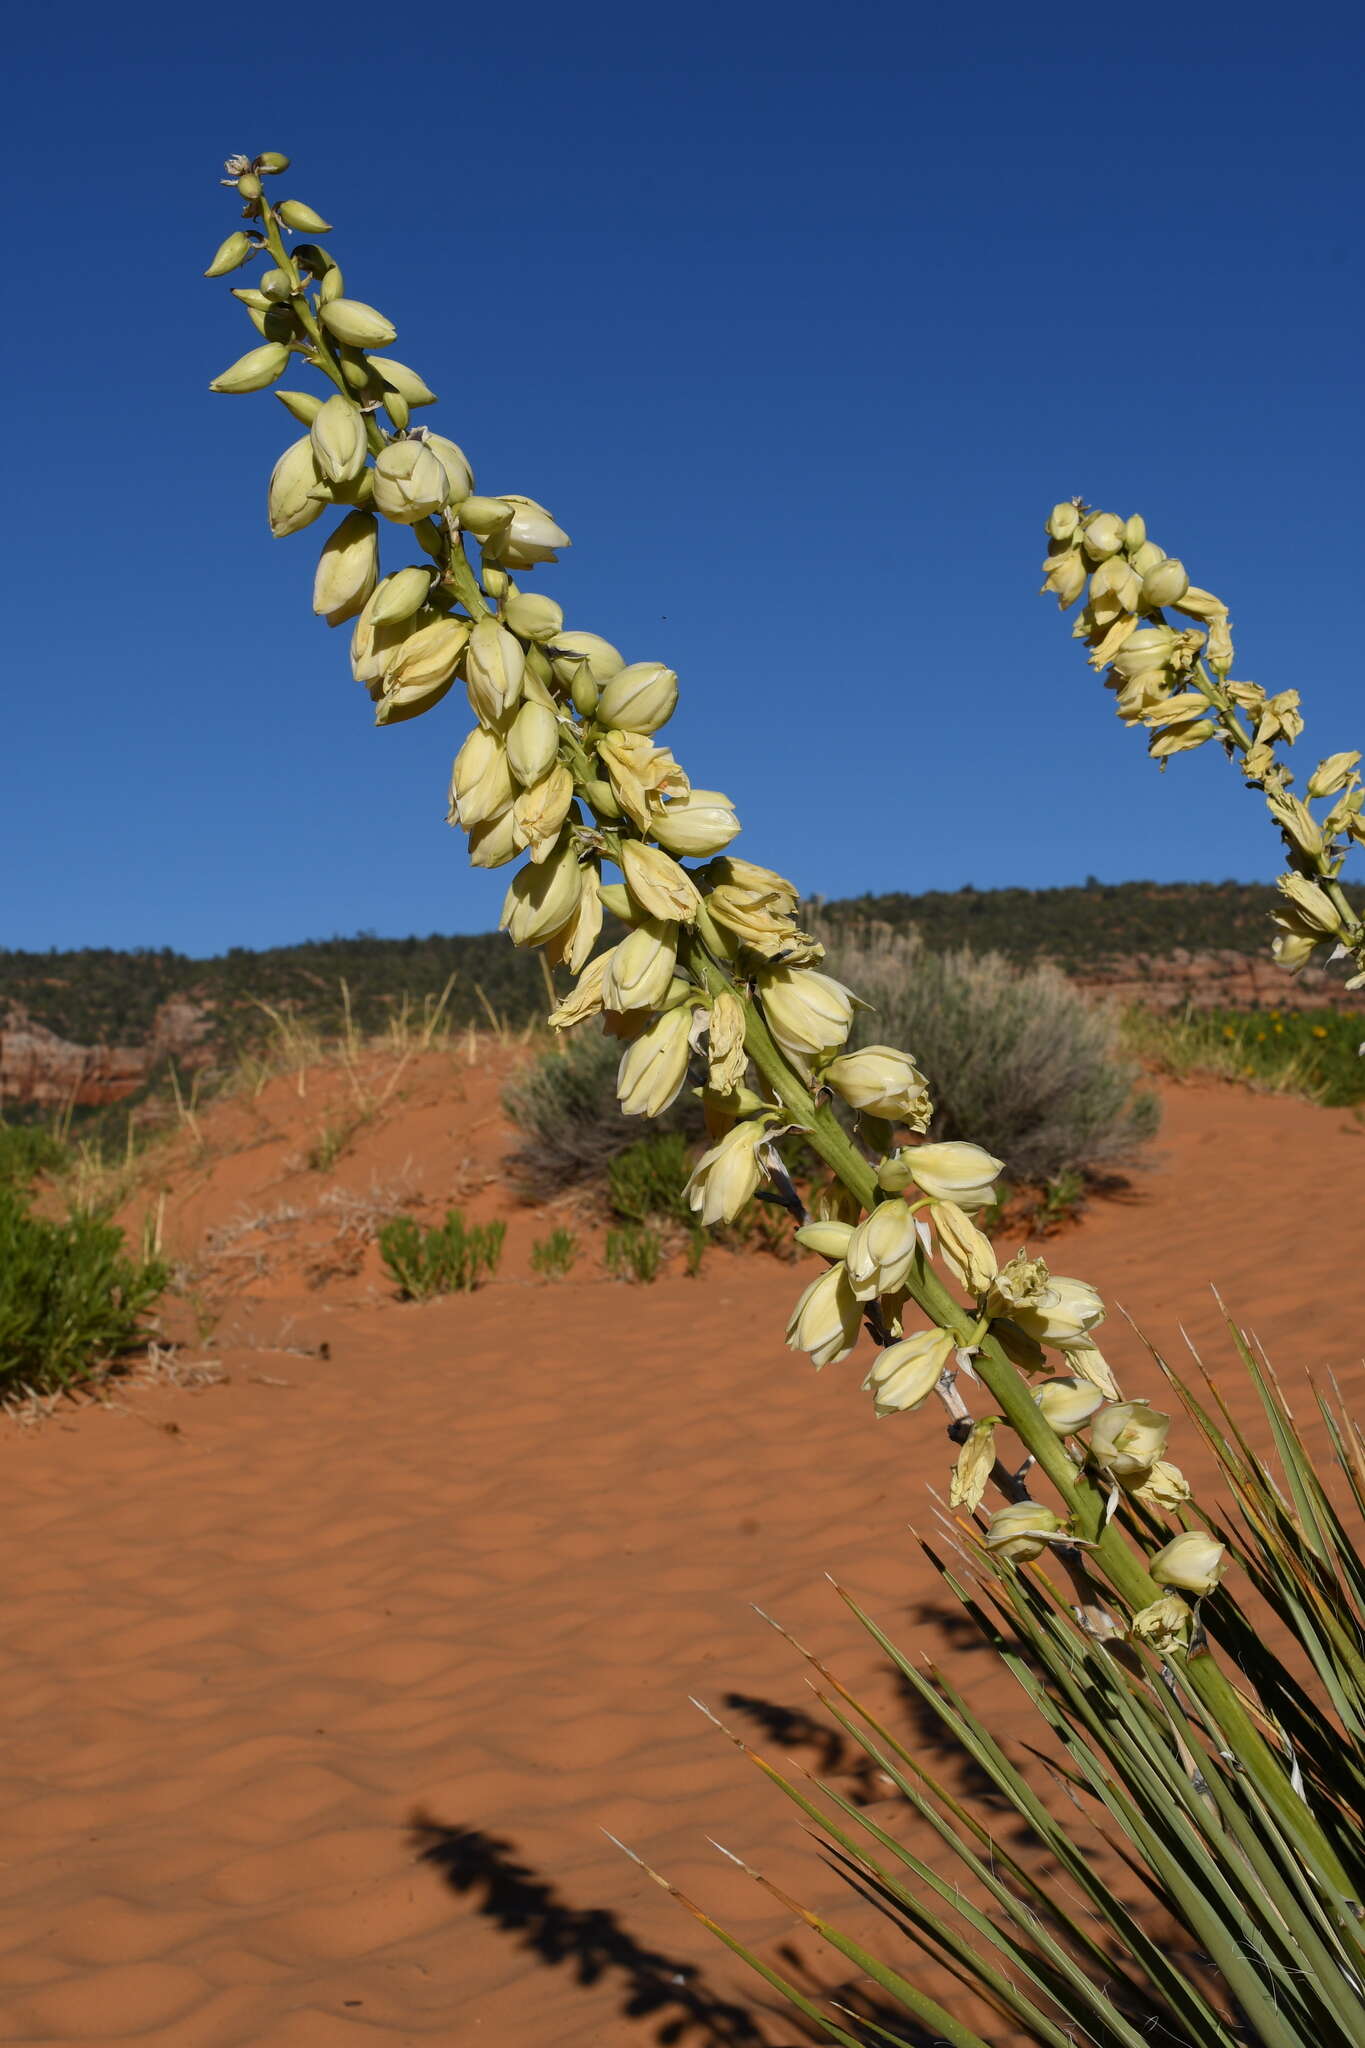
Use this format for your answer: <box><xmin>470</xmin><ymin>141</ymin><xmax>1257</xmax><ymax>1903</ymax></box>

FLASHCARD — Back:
<box><xmin>369</xmin><ymin>566</ymin><xmax>433</xmax><ymax>626</ymax></box>
<box><xmin>374</xmin><ymin>671</ymin><xmax>455</xmax><ymax>726</ymax></box>
<box><xmin>758</xmin><ymin>967</ymin><xmax>855</xmax><ymax>1063</ymax></box>
<box><xmin>687</xmin><ymin>1118</ymin><xmax>771</xmax><ymax>1226</ymax></box>
<box><xmin>1267</xmin><ymin>791</ymin><xmax>1324</xmax><ymax>860</ymax></box>
<box><xmin>1205</xmin><ymin>614</ymin><xmax>1234</xmax><ymax>673</ymax></box>
<box><xmin>1046</xmin><ymin>502</ymin><xmax>1080</xmax><ymax>541</ymax></box>
<box><xmin>350</xmin><ymin>595</ymin><xmax>415</xmax><ymax>684</ymax></box>
<box><xmin>1130</xmin><ymin>1460</ymin><xmax>1190</xmax><ymax>1509</ymax></box>
<box><xmin>448</xmin><ymin>726</ymin><xmax>515</xmax><ymax>830</ymax></box>
<box><xmin>597</xmin><ymin>662</ymin><xmax>679</xmax><ymax>735</ymax></box>
<box><xmin>785</xmin><ymin>1261</ymin><xmax>863</xmax><ymax>1369</ymax></box>
<box><xmin>1128</xmin><ymin>540</ymin><xmax>1165</xmax><ymax>577</ymax></box>
<box><xmin>822</xmin><ymin>1045</ymin><xmax>931</xmax><ymax>1128</ymax></box>
<box><xmin>309</xmin><ymin>393</ymin><xmax>368</xmax><ymax>485</ymax></box>
<box><xmin>372</xmin><ymin>440</ymin><xmax>449</xmax><ymax>525</ymax></box>
<box><xmin>1129</xmin><ymin>1594</ymin><xmax>1192</xmax><ymax>1654</ymax></box>
<box><xmin>931</xmin><ymin>1200</ymin><xmax>997</xmax><ymax>1294</ymax></box>
<box><xmin>1090</xmin><ymin>557</ymin><xmax>1142</xmax><ymax>616</ymax></box>
<box><xmin>466</xmin><ymin>617</ymin><xmax>527</xmax><ymax>726</ymax></box>
<box><xmin>1034</xmin><ymin>1376</ymin><xmax>1105</xmax><ymax>1434</ymax></box>
<box><xmin>1149</xmin><ymin>720</ymin><xmax>1216</xmax><ymax>758</ymax></box>
<box><xmin>1308</xmin><ymin>751</ymin><xmax>1362</xmax><ymax>799</ymax></box>
<box><xmin>276</xmin><ymin>198</ymin><xmax>332</xmax><ymax>232</ymax></box>
<box><xmin>1081</xmin><ymin>512</ymin><xmax>1125</xmax><ymax>560</ymax></box>
<box><xmin>904</xmin><ymin>1142</ymin><xmax>1004</xmax><ymax>1212</ymax></box>
<box><xmin>1089</xmin><ymin>1400</ymin><xmax>1170</xmax><ymax>1479</ymax></box>
<box><xmin>548</xmin><ymin>951</ymin><xmax>610</xmax><ymax>1030</ymax></box>
<box><xmin>1042</xmin><ymin>547</ymin><xmax>1087</xmax><ymax>608</ymax></box>
<box><xmin>597</xmin><ymin>731</ymin><xmax>691</xmax><ymax>834</ymax></box>
<box><xmin>844</xmin><ymin>1201</ymin><xmax>919</xmax><ymax>1302</ymax></box>
<box><xmin>505</xmin><ymin>700</ymin><xmax>561</xmax><ymax>789</ymax></box>
<box><xmin>382</xmin><ymin>616</ymin><xmax>469</xmax><ymax>693</ymax></box>
<box><xmin>653</xmin><ymin>790</ymin><xmax>742</xmax><ymax>858</ymax></box>
<box><xmin>704</xmin><ymin>990</ymin><xmax>747</xmax><ymax>1093</ymax></box>
<box><xmin>794</xmin><ymin>1219</ymin><xmax>855</xmax><ymax>1260</ymax></box>
<box><xmin>705</xmin><ymin>886</ymin><xmax>808</xmax><ymax>961</ymax></box>
<box><xmin>621</xmin><ymin>841</ymin><xmax>703</xmax><ymax>925</ymax></box>
<box><xmin>1272</xmin><ymin>931</ymin><xmax>1318</xmax><ymax>973</ymax></box>
<box><xmin>1122</xmin><ymin>514</ymin><xmax>1147</xmax><ymax>553</ymax></box>
<box><xmin>210</xmin><ymin>341</ymin><xmax>290</xmax><ymax>393</ymax></box>
<box><xmin>319</xmin><ymin>298</ymin><xmax>397</xmax><ymax>347</ymax></box>
<box><xmin>205</xmin><ymin>230</ymin><xmax>253</xmax><ymax>277</ymax></box>
<box><xmin>268</xmin><ymin>436</ymin><xmax>327</xmax><ymax>537</ymax></box>
<box><xmin>604</xmin><ymin>917</ymin><xmax>679</xmax><ymax>1012</ymax></box>
<box><xmin>312</xmin><ymin>510</ymin><xmax>379</xmax><ymax>625</ymax></box>
<box><xmin>512</xmin><ymin>763</ymin><xmax>575</xmax><ymax>862</ymax></box>
<box><xmin>984</xmin><ymin>1502</ymin><xmax>1063</xmax><ymax>1563</ymax></box>
<box><xmin>276</xmin><ymin>389</ymin><xmax>325</xmax><ymax>426</ymax></box>
<box><xmin>570</xmin><ymin>667</ymin><xmax>601</xmax><ymax>717</ymax></box>
<box><xmin>865</xmin><ymin>1328</ymin><xmax>955</xmax><ymax>1416</ymax></box>
<box><xmin>1150</xmin><ymin>1531</ymin><xmax>1227</xmax><ymax>1596</ymax></box>
<box><xmin>367</xmin><ymin>356</ymin><xmax>437</xmax><ymax>408</ymax></box>
<box><xmin>482</xmin><ymin>494</ymin><xmax>571</xmax><ymax>568</ymax></box>
<box><xmin>1169</xmin><ymin>585</ymin><xmax>1224</xmax><ymax>622</ymax></box>
<box><xmin>948</xmin><ymin>1417</ymin><xmax>998</xmax><ymax>1513</ymax></box>
<box><xmin>500</xmin><ymin>839</ymin><xmax>583</xmax><ymax>948</ymax></box>
<box><xmin>421</xmin><ymin>434</ymin><xmax>473</xmax><ymax>503</ymax></box>
<box><xmin>1140</xmin><ymin>557</ymin><xmax>1188</xmax><ymax>609</ymax></box>
<box><xmin>615</xmin><ymin>1005</ymin><xmax>694</xmax><ymax>1117</ymax></box>
<box><xmin>504</xmin><ymin>592</ymin><xmax>565</xmax><ymax>645</ymax></box>
<box><xmin>549</xmin><ymin>630</ymin><xmax>625</xmax><ymax>687</ymax></box>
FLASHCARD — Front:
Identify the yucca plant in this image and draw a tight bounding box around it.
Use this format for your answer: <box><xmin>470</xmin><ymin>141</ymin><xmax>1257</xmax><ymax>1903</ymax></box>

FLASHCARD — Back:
<box><xmin>203</xmin><ymin>161</ymin><xmax>1365</xmax><ymax>2047</ymax></box>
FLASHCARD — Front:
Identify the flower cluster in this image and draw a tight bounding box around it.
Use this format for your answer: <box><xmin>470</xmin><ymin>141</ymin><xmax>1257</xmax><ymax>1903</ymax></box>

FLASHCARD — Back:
<box><xmin>203</xmin><ymin>157</ymin><xmax>1226</xmax><ymax>1652</ymax></box>
<box><xmin>1041</xmin><ymin>501</ymin><xmax>1365</xmax><ymax>986</ymax></box>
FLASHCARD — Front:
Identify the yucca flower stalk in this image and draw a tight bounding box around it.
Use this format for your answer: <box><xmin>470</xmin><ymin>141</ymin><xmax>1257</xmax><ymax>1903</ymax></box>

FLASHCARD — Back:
<box><xmin>204</xmin><ymin>156</ymin><xmax>1365</xmax><ymax>2039</ymax></box>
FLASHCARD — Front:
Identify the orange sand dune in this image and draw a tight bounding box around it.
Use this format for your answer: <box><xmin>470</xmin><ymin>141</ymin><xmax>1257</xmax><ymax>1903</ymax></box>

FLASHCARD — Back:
<box><xmin>1</xmin><ymin>1047</ymin><xmax>1361</xmax><ymax>2046</ymax></box>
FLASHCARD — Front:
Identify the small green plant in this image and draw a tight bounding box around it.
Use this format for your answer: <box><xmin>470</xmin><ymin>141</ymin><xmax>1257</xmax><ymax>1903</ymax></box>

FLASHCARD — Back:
<box><xmin>605</xmin><ymin>1224</ymin><xmax>663</xmax><ymax>1284</ymax></box>
<box><xmin>378</xmin><ymin>1209</ymin><xmax>506</xmax><ymax>1300</ymax></box>
<box><xmin>606</xmin><ymin>1133</ymin><xmax>694</xmax><ymax>1226</ymax></box>
<box><xmin>1126</xmin><ymin>1002</ymin><xmax>1365</xmax><ymax>1105</ymax></box>
<box><xmin>0</xmin><ymin>1188</ymin><xmax>169</xmax><ymax>1394</ymax></box>
<box><xmin>306</xmin><ymin>1112</ymin><xmax>367</xmax><ymax>1172</ymax></box>
<box><xmin>0</xmin><ymin>1123</ymin><xmax>68</xmax><ymax>1188</ymax></box>
<box><xmin>1033</xmin><ymin>1165</ymin><xmax>1086</xmax><ymax>1231</ymax></box>
<box><xmin>530</xmin><ymin>1226</ymin><xmax>578</xmax><ymax>1278</ymax></box>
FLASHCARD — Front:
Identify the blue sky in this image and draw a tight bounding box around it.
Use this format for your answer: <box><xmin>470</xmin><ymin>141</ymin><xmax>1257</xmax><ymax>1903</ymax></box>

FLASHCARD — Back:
<box><xmin>4</xmin><ymin>1</ymin><xmax>1363</xmax><ymax>953</ymax></box>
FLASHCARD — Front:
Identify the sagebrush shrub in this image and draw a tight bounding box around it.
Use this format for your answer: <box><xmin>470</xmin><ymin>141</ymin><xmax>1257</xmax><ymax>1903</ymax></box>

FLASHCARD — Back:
<box><xmin>817</xmin><ymin>921</ymin><xmax>1159</xmax><ymax>1183</ymax></box>
<box><xmin>0</xmin><ymin>1124</ymin><xmax>68</xmax><ymax>1188</ymax></box>
<box><xmin>502</xmin><ymin>1031</ymin><xmax>704</xmax><ymax>1194</ymax></box>
<box><xmin>379</xmin><ymin>1209</ymin><xmax>506</xmax><ymax>1300</ymax></box>
<box><xmin>0</xmin><ymin>1190</ymin><xmax>168</xmax><ymax>1393</ymax></box>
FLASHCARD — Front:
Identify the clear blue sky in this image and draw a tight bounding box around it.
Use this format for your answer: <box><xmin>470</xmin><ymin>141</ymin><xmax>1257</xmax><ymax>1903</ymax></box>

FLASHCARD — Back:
<box><xmin>5</xmin><ymin>1</ymin><xmax>1362</xmax><ymax>954</ymax></box>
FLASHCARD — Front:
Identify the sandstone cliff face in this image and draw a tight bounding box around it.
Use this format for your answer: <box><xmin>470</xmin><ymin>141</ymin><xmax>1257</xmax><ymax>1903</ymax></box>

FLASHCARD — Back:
<box><xmin>1073</xmin><ymin>948</ymin><xmax>1354</xmax><ymax>1012</ymax></box>
<box><xmin>0</xmin><ymin>997</ymin><xmax>216</xmax><ymax>1110</ymax></box>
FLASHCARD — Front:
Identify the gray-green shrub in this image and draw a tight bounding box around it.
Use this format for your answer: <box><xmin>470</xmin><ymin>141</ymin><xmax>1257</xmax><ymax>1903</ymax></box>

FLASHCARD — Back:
<box><xmin>502</xmin><ymin>1029</ymin><xmax>704</xmax><ymax>1194</ymax></box>
<box><xmin>817</xmin><ymin>921</ymin><xmax>1159</xmax><ymax>1183</ymax></box>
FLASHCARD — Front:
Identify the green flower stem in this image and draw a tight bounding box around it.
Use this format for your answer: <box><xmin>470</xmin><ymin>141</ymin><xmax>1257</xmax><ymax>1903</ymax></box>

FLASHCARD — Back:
<box><xmin>680</xmin><ymin>912</ymin><xmax>1358</xmax><ymax>1905</ymax></box>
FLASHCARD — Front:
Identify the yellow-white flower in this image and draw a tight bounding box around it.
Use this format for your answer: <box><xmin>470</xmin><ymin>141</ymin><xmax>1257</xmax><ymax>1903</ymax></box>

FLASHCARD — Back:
<box><xmin>686</xmin><ymin>1118</ymin><xmax>771</xmax><ymax>1226</ymax></box>
<box><xmin>466</xmin><ymin>618</ymin><xmax>526</xmax><ymax>725</ymax></box>
<box><xmin>1150</xmin><ymin>1531</ymin><xmax>1226</xmax><ymax>1596</ymax></box>
<box><xmin>617</xmin><ymin>1005</ymin><xmax>694</xmax><ymax>1117</ymax></box>
<box><xmin>652</xmin><ymin>789</ymin><xmax>741</xmax><ymax>857</ymax></box>
<box><xmin>545</xmin><ymin>865</ymin><xmax>603</xmax><ymax>974</ymax></box>
<box><xmin>706</xmin><ymin>990</ymin><xmax>748</xmax><ymax>1093</ymax></box>
<box><xmin>381</xmin><ymin>617</ymin><xmax>469</xmax><ymax>696</ymax></box>
<box><xmin>483</xmin><ymin>494</ymin><xmax>570</xmax><ymax>568</ymax></box>
<box><xmin>1129</xmin><ymin>1593</ymin><xmax>1192</xmax><ymax>1654</ymax></box>
<box><xmin>466</xmin><ymin>808</ymin><xmax>521</xmax><ymax>868</ymax></box>
<box><xmin>903</xmin><ymin>1142</ymin><xmax>1003</xmax><ymax>1211</ymax></box>
<box><xmin>1088</xmin><ymin>1401</ymin><xmax>1169</xmax><ymax>1479</ymax></box>
<box><xmin>512</xmin><ymin>764</ymin><xmax>575</xmax><ymax>863</ymax></box>
<box><xmin>604</xmin><ymin>918</ymin><xmax>679</xmax><ymax>1012</ymax></box>
<box><xmin>448</xmin><ymin>726</ymin><xmax>515</xmax><ymax>830</ymax></box>
<box><xmin>1033</xmin><ymin>1377</ymin><xmax>1106</xmax><ymax>1434</ymax></box>
<box><xmin>1061</xmin><ymin>1340</ymin><xmax>1120</xmax><ymax>1400</ymax></box>
<box><xmin>268</xmin><ymin>435</ymin><xmax>326</xmax><ymax>537</ymax></box>
<box><xmin>505</xmin><ymin>700</ymin><xmax>561</xmax><ymax>789</ymax></box>
<box><xmin>1011</xmin><ymin>1274</ymin><xmax>1105</xmax><ymax>1350</ymax></box>
<box><xmin>312</xmin><ymin>510</ymin><xmax>379</xmax><ymax>625</ymax></box>
<box><xmin>983</xmin><ymin>1503</ymin><xmax>1063</xmax><ymax>1562</ymax></box>
<box><xmin>597</xmin><ymin>662</ymin><xmax>679</xmax><ymax>734</ymax></box>
<box><xmin>863</xmin><ymin>1328</ymin><xmax>954</xmax><ymax>1415</ymax></box>
<box><xmin>620</xmin><ymin>842</ymin><xmax>702</xmax><ymax>925</ymax></box>
<box><xmin>821</xmin><ymin>1045</ymin><xmax>932</xmax><ymax>1128</ymax></box>
<box><xmin>504</xmin><ymin>592</ymin><xmax>565</xmax><ymax>645</ymax></box>
<box><xmin>844</xmin><ymin>1201</ymin><xmax>919</xmax><ymax>1301</ymax></box>
<box><xmin>948</xmin><ymin>1416</ymin><xmax>997</xmax><ymax>1512</ymax></box>
<box><xmin>549</xmin><ymin>630</ymin><xmax>624</xmax><ymax>687</ymax></box>
<box><xmin>548</xmin><ymin>952</ymin><xmax>611</xmax><ymax>1030</ymax></box>
<box><xmin>758</xmin><ymin>967</ymin><xmax>855</xmax><ymax>1064</ymax></box>
<box><xmin>930</xmin><ymin>1200</ymin><xmax>997</xmax><ymax>1294</ymax></box>
<box><xmin>372</xmin><ymin>439</ymin><xmax>448</xmax><ymax>524</ymax></box>
<box><xmin>785</xmin><ymin>1262</ymin><xmax>862</xmax><ymax>1369</ymax></box>
<box><xmin>1130</xmin><ymin>1459</ymin><xmax>1190</xmax><ymax>1510</ymax></box>
<box><xmin>309</xmin><ymin>393</ymin><xmax>368</xmax><ymax>485</ymax></box>
<box><xmin>499</xmin><ymin>840</ymin><xmax>583</xmax><ymax>948</ymax></box>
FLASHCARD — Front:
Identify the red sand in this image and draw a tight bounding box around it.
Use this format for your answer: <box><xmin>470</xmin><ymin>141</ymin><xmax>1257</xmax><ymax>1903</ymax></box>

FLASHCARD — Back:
<box><xmin>0</xmin><ymin>1046</ymin><xmax>1361</xmax><ymax>2045</ymax></box>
